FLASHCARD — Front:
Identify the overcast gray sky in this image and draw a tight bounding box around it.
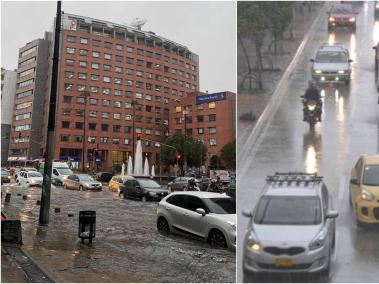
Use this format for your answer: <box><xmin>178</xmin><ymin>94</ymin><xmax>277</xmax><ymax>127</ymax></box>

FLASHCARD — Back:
<box><xmin>1</xmin><ymin>1</ymin><xmax>236</xmax><ymax>93</ymax></box>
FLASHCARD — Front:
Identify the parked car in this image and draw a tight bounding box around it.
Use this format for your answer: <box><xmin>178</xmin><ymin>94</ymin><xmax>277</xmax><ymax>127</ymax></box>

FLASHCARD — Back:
<box><xmin>349</xmin><ymin>155</ymin><xmax>379</xmax><ymax>225</ymax></box>
<box><xmin>108</xmin><ymin>175</ymin><xmax>134</xmax><ymax>192</ymax></box>
<box><xmin>121</xmin><ymin>178</ymin><xmax>168</xmax><ymax>201</ymax></box>
<box><xmin>16</xmin><ymin>171</ymin><xmax>43</xmax><ymax>187</ymax></box>
<box><xmin>63</xmin><ymin>174</ymin><xmax>102</xmax><ymax>191</ymax></box>
<box><xmin>156</xmin><ymin>191</ymin><xmax>236</xmax><ymax>250</ymax></box>
<box><xmin>51</xmin><ymin>162</ymin><xmax>73</xmax><ymax>186</ymax></box>
<box><xmin>1</xmin><ymin>169</ymin><xmax>11</xmax><ymax>184</ymax></box>
<box><xmin>15</xmin><ymin>167</ymin><xmax>36</xmax><ymax>179</ymax></box>
<box><xmin>327</xmin><ymin>4</ymin><xmax>357</xmax><ymax>31</ymax></box>
<box><xmin>311</xmin><ymin>43</ymin><xmax>352</xmax><ymax>84</ymax></box>
<box><xmin>96</xmin><ymin>172</ymin><xmax>114</xmax><ymax>183</ymax></box>
<box><xmin>242</xmin><ymin>172</ymin><xmax>338</xmax><ymax>277</ymax></box>
<box><xmin>167</xmin><ymin>177</ymin><xmax>200</xmax><ymax>193</ymax></box>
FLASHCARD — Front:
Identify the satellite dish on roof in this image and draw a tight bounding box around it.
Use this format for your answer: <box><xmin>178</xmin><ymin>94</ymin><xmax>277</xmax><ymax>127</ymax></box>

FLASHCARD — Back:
<box><xmin>130</xmin><ymin>18</ymin><xmax>147</xmax><ymax>30</ymax></box>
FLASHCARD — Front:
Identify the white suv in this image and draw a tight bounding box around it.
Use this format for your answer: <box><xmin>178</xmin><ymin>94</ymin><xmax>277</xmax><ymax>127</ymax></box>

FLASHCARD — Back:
<box><xmin>157</xmin><ymin>191</ymin><xmax>236</xmax><ymax>250</ymax></box>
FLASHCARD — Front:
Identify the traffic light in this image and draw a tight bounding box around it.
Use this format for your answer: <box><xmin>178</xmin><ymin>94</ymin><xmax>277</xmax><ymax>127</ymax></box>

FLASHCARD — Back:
<box><xmin>137</xmin><ymin>133</ymin><xmax>142</xmax><ymax>140</ymax></box>
<box><xmin>176</xmin><ymin>154</ymin><xmax>181</xmax><ymax>161</ymax></box>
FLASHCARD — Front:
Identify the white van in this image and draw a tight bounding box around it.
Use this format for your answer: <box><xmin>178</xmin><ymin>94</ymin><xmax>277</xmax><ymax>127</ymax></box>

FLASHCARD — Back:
<box><xmin>52</xmin><ymin>162</ymin><xmax>73</xmax><ymax>186</ymax></box>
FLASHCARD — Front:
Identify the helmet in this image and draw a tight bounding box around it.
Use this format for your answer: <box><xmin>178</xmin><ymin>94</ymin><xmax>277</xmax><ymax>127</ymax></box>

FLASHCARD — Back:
<box><xmin>308</xmin><ymin>79</ymin><xmax>317</xmax><ymax>88</ymax></box>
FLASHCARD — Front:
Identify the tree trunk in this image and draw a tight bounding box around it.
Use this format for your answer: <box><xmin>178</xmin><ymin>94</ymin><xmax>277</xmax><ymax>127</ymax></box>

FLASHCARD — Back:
<box><xmin>255</xmin><ymin>41</ymin><xmax>264</xmax><ymax>90</ymax></box>
<box><xmin>238</xmin><ymin>33</ymin><xmax>253</xmax><ymax>90</ymax></box>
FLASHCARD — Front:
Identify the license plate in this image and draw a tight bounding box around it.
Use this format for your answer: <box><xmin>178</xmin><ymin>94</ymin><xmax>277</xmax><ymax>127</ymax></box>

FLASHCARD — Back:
<box><xmin>275</xmin><ymin>257</ymin><xmax>293</xmax><ymax>267</ymax></box>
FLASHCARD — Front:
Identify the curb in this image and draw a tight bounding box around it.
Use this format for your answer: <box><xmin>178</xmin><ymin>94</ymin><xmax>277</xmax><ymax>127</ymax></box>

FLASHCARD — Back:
<box><xmin>237</xmin><ymin>4</ymin><xmax>328</xmax><ymax>180</ymax></box>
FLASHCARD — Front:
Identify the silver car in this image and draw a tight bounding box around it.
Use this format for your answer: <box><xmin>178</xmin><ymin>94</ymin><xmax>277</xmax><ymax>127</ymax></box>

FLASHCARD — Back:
<box><xmin>157</xmin><ymin>191</ymin><xmax>236</xmax><ymax>250</ymax></box>
<box><xmin>242</xmin><ymin>173</ymin><xmax>338</xmax><ymax>278</ymax></box>
<box><xmin>311</xmin><ymin>43</ymin><xmax>352</xmax><ymax>84</ymax></box>
<box><xmin>63</xmin><ymin>174</ymin><xmax>102</xmax><ymax>191</ymax></box>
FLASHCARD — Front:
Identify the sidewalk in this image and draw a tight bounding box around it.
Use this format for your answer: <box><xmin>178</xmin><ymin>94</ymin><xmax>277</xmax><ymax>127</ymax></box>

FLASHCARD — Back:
<box><xmin>1</xmin><ymin>249</ymin><xmax>31</xmax><ymax>283</ymax></box>
<box><xmin>237</xmin><ymin>2</ymin><xmax>324</xmax><ymax>148</ymax></box>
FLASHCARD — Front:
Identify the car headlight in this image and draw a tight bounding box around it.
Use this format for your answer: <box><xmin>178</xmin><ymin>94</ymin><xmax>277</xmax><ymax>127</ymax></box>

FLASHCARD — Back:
<box><xmin>8</xmin><ymin>176</ymin><xmax>11</xmax><ymax>179</ymax></box>
<box><xmin>315</xmin><ymin>70</ymin><xmax>322</xmax><ymax>74</ymax></box>
<box><xmin>349</xmin><ymin>17</ymin><xmax>355</xmax><ymax>22</ymax></box>
<box><xmin>246</xmin><ymin>231</ymin><xmax>261</xmax><ymax>252</ymax></box>
<box><xmin>84</xmin><ymin>183</ymin><xmax>91</xmax><ymax>187</ymax></box>
<box><xmin>329</xmin><ymin>17</ymin><xmax>335</xmax><ymax>22</ymax></box>
<box><xmin>149</xmin><ymin>191</ymin><xmax>157</xmax><ymax>196</ymax></box>
<box><xmin>361</xmin><ymin>189</ymin><xmax>374</xmax><ymax>201</ymax></box>
<box><xmin>308</xmin><ymin>104</ymin><xmax>316</xmax><ymax>111</ymax></box>
<box><xmin>309</xmin><ymin>227</ymin><xmax>328</xmax><ymax>250</ymax></box>
<box><xmin>338</xmin><ymin>70</ymin><xmax>345</xmax><ymax>74</ymax></box>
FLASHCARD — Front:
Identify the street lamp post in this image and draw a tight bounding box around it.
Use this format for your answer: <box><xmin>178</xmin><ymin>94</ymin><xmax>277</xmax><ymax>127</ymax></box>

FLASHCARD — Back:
<box><xmin>81</xmin><ymin>91</ymin><xmax>90</xmax><ymax>172</ymax></box>
<box><xmin>183</xmin><ymin>108</ymin><xmax>189</xmax><ymax>175</ymax></box>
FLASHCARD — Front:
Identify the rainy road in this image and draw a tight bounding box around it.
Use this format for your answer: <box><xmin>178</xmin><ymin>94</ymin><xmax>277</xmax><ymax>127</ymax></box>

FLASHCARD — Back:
<box><xmin>237</xmin><ymin>2</ymin><xmax>379</xmax><ymax>283</ymax></box>
<box><xmin>1</xmin><ymin>182</ymin><xmax>235</xmax><ymax>283</ymax></box>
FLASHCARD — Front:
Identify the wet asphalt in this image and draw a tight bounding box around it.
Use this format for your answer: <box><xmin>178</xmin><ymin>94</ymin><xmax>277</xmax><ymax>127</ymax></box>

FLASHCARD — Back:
<box><xmin>237</xmin><ymin>2</ymin><xmax>379</xmax><ymax>283</ymax></box>
<box><xmin>1</xmin><ymin>182</ymin><xmax>235</xmax><ymax>283</ymax></box>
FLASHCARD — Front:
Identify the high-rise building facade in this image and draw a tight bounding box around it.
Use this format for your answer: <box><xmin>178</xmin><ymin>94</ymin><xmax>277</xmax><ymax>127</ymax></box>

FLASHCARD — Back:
<box><xmin>170</xmin><ymin>91</ymin><xmax>236</xmax><ymax>169</ymax></box>
<box><xmin>8</xmin><ymin>36</ymin><xmax>50</xmax><ymax>162</ymax></box>
<box><xmin>1</xmin><ymin>68</ymin><xmax>17</xmax><ymax>165</ymax></box>
<box><xmin>54</xmin><ymin>13</ymin><xmax>199</xmax><ymax>171</ymax></box>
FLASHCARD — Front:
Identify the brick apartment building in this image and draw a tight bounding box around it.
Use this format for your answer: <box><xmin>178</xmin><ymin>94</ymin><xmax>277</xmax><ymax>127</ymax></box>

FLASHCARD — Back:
<box><xmin>170</xmin><ymin>91</ymin><xmax>236</xmax><ymax>168</ymax></box>
<box><xmin>8</xmin><ymin>36</ymin><xmax>50</xmax><ymax>162</ymax></box>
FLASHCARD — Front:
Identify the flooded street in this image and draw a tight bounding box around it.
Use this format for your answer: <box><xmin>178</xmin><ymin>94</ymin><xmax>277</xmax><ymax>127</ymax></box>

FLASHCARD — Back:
<box><xmin>2</xmin><ymin>183</ymin><xmax>235</xmax><ymax>282</ymax></box>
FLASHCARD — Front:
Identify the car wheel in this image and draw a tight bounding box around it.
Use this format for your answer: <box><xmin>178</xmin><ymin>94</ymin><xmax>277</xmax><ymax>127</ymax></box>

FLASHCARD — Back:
<box><xmin>79</xmin><ymin>185</ymin><xmax>84</xmax><ymax>191</ymax></box>
<box><xmin>141</xmin><ymin>195</ymin><xmax>147</xmax><ymax>202</ymax></box>
<box><xmin>208</xmin><ymin>229</ymin><xmax>228</xmax><ymax>248</ymax></box>
<box><xmin>157</xmin><ymin>217</ymin><xmax>170</xmax><ymax>233</ymax></box>
<box><xmin>57</xmin><ymin>181</ymin><xmax>62</xmax><ymax>187</ymax></box>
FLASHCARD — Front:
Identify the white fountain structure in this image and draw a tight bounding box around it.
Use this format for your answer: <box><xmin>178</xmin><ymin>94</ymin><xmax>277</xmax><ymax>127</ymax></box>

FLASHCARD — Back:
<box><xmin>133</xmin><ymin>140</ymin><xmax>144</xmax><ymax>176</ymax></box>
<box><xmin>126</xmin><ymin>155</ymin><xmax>133</xmax><ymax>176</ymax></box>
<box><xmin>143</xmin><ymin>156</ymin><xmax>150</xmax><ymax>176</ymax></box>
<box><xmin>151</xmin><ymin>165</ymin><xmax>155</xmax><ymax>177</ymax></box>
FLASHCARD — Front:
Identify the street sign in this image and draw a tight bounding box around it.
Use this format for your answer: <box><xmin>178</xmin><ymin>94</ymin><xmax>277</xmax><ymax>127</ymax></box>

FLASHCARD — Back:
<box><xmin>195</xmin><ymin>92</ymin><xmax>228</xmax><ymax>105</ymax></box>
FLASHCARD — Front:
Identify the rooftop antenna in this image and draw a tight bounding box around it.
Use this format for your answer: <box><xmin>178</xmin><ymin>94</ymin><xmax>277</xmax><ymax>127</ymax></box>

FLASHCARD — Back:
<box><xmin>130</xmin><ymin>18</ymin><xmax>147</xmax><ymax>30</ymax></box>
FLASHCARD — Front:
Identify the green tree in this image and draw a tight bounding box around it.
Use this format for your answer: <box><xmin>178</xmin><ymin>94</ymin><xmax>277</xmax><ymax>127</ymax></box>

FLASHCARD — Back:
<box><xmin>220</xmin><ymin>140</ymin><xmax>236</xmax><ymax>170</ymax></box>
<box><xmin>209</xmin><ymin>155</ymin><xmax>222</xmax><ymax>170</ymax></box>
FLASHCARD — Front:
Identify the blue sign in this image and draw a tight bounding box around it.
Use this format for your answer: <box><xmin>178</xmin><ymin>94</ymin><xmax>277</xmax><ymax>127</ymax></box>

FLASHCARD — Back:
<box><xmin>195</xmin><ymin>92</ymin><xmax>228</xmax><ymax>105</ymax></box>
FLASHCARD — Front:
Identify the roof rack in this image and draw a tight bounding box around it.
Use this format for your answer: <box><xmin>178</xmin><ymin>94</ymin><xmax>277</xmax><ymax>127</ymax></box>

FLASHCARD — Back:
<box><xmin>266</xmin><ymin>172</ymin><xmax>323</xmax><ymax>185</ymax></box>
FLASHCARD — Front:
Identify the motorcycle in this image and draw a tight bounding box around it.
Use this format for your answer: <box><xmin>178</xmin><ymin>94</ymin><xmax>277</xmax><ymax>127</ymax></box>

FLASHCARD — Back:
<box><xmin>301</xmin><ymin>96</ymin><xmax>321</xmax><ymax>130</ymax></box>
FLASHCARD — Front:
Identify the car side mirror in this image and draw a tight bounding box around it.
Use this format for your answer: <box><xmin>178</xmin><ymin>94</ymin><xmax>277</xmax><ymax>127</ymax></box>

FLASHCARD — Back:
<box><xmin>350</xmin><ymin>178</ymin><xmax>359</xmax><ymax>185</ymax></box>
<box><xmin>196</xmin><ymin>208</ymin><xmax>206</xmax><ymax>216</ymax></box>
<box><xmin>326</xmin><ymin>210</ymin><xmax>339</xmax><ymax>219</ymax></box>
<box><xmin>310</xmin><ymin>59</ymin><xmax>314</xmax><ymax>62</ymax></box>
<box><xmin>348</xmin><ymin>59</ymin><xmax>353</xmax><ymax>63</ymax></box>
<box><xmin>242</xmin><ymin>209</ymin><xmax>253</xmax><ymax>217</ymax></box>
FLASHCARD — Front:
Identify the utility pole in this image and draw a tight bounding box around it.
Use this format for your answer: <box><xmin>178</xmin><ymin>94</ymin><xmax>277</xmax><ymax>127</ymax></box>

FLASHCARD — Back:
<box><xmin>132</xmin><ymin>100</ymin><xmax>136</xmax><ymax>164</ymax></box>
<box><xmin>81</xmin><ymin>91</ymin><xmax>90</xmax><ymax>172</ymax></box>
<box><xmin>183</xmin><ymin>108</ymin><xmax>189</xmax><ymax>175</ymax></box>
<box><xmin>39</xmin><ymin>1</ymin><xmax>61</xmax><ymax>226</ymax></box>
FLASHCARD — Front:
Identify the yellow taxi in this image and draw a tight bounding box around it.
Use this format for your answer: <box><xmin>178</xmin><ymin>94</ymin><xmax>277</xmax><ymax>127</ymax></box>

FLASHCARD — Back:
<box><xmin>350</xmin><ymin>155</ymin><xmax>379</xmax><ymax>224</ymax></box>
<box><xmin>108</xmin><ymin>175</ymin><xmax>134</xmax><ymax>192</ymax></box>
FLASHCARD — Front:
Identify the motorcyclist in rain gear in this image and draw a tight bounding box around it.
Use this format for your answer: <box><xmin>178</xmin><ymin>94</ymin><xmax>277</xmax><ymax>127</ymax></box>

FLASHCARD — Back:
<box><xmin>303</xmin><ymin>80</ymin><xmax>322</xmax><ymax>122</ymax></box>
<box><xmin>187</xmin><ymin>174</ymin><xmax>198</xmax><ymax>191</ymax></box>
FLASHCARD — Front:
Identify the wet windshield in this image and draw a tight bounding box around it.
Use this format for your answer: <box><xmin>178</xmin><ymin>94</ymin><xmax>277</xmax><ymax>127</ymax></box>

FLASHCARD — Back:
<box><xmin>363</xmin><ymin>165</ymin><xmax>379</xmax><ymax>186</ymax></box>
<box><xmin>56</xmin><ymin>168</ymin><xmax>73</xmax><ymax>175</ymax></box>
<box><xmin>78</xmin><ymin>175</ymin><xmax>94</xmax><ymax>181</ymax></box>
<box><xmin>138</xmin><ymin>179</ymin><xmax>160</xmax><ymax>188</ymax></box>
<box><xmin>331</xmin><ymin>6</ymin><xmax>353</xmax><ymax>14</ymax></box>
<box><xmin>203</xmin><ymin>198</ymin><xmax>236</xmax><ymax>214</ymax></box>
<box><xmin>315</xmin><ymin>51</ymin><xmax>348</xmax><ymax>63</ymax></box>
<box><xmin>29</xmin><ymin>172</ymin><xmax>42</xmax><ymax>178</ymax></box>
<box><xmin>254</xmin><ymin>196</ymin><xmax>322</xmax><ymax>225</ymax></box>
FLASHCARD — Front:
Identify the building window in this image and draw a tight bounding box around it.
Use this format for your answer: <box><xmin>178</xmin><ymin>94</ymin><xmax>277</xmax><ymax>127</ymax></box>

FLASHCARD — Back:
<box><xmin>127</xmin><ymin>47</ymin><xmax>134</xmax><ymax>52</ymax></box>
<box><xmin>74</xmin><ymin>135</ymin><xmax>83</xmax><ymax>142</ymax></box>
<box><xmin>92</xmin><ymin>63</ymin><xmax>99</xmax><ymax>69</ymax></box>
<box><xmin>126</xmin><ymin>80</ymin><xmax>133</xmax><ymax>86</ymax></box>
<box><xmin>135</xmin><ymin>127</ymin><xmax>142</xmax><ymax>133</ymax></box>
<box><xmin>197</xmin><ymin>115</ymin><xmax>204</xmax><ymax>122</ymax></box>
<box><xmin>115</xmin><ymin>66</ymin><xmax>122</xmax><ymax>73</ymax></box>
<box><xmin>67</xmin><ymin>35</ymin><xmax>76</xmax><ymax>43</ymax></box>
<box><xmin>125</xmin><ymin>103</ymin><xmax>132</xmax><ymax>109</ymax></box>
<box><xmin>175</xmin><ymin>106</ymin><xmax>182</xmax><ymax>113</ymax></box>
<box><xmin>104</xmin><ymin>42</ymin><xmax>112</xmax><ymax>49</ymax></box>
<box><xmin>208</xmin><ymin>127</ymin><xmax>216</xmax><ymax>134</ymax></box>
<box><xmin>79</xmin><ymin>61</ymin><xmax>87</xmax><ymax>67</ymax></box>
<box><xmin>136</xmin><ymin>70</ymin><xmax>143</xmax><ymax>77</ymax></box>
<box><xmin>78</xmin><ymin>73</ymin><xmax>86</xmax><ymax>80</ymax></box>
<box><xmin>124</xmin><ymin>139</ymin><xmax>130</xmax><ymax>145</ymax></box>
<box><xmin>80</xmin><ymin>38</ymin><xmax>88</xmax><ymax>44</ymax></box>
<box><xmin>145</xmin><ymin>94</ymin><xmax>152</xmax><ymax>101</ymax></box>
<box><xmin>62</xmin><ymin>108</ymin><xmax>71</xmax><ymax>115</ymax></box>
<box><xmin>126</xmin><ymin>68</ymin><xmax>134</xmax><ymax>75</ymax></box>
<box><xmin>62</xmin><ymin>121</ymin><xmax>70</xmax><ymax>128</ymax></box>
<box><xmin>66</xmin><ymin>59</ymin><xmax>74</xmax><ymax>66</ymax></box>
<box><xmin>113</xmin><ymin>125</ymin><xmax>121</xmax><ymax>132</ymax></box>
<box><xmin>89</xmin><ymin>123</ymin><xmax>96</xmax><ymax>130</ymax></box>
<box><xmin>145</xmin><ymin>129</ymin><xmax>152</xmax><ymax>135</ymax></box>
<box><xmin>89</xmin><ymin>110</ymin><xmax>97</xmax><ymax>117</ymax></box>
<box><xmin>101</xmin><ymin>124</ymin><xmax>109</xmax><ymax>131</ymax></box>
<box><xmin>75</xmin><ymin>122</ymin><xmax>83</xmax><ymax>129</ymax></box>
<box><xmin>20</xmin><ymin>46</ymin><xmax>37</xmax><ymax>57</ymax></box>
<box><xmin>91</xmin><ymin>74</ymin><xmax>99</xmax><ymax>81</ymax></box>
<box><xmin>209</xmin><ymin>139</ymin><xmax>217</xmax><ymax>146</ymax></box>
<box><xmin>90</xmin><ymin>86</ymin><xmax>98</xmax><ymax>93</ymax></box>
<box><xmin>135</xmin><ymin>93</ymin><xmax>143</xmax><ymax>99</ymax></box>
<box><xmin>77</xmin><ymin>84</ymin><xmax>86</xmax><ymax>91</ymax></box>
<box><xmin>60</xmin><ymin>135</ymin><xmax>70</xmax><ymax>142</ymax></box>
<box><xmin>77</xmin><ymin>97</ymin><xmax>85</xmax><ymax>104</ymax></box>
<box><xmin>116</xmin><ymin>44</ymin><xmax>123</xmax><ymax>51</ymax></box>
<box><xmin>101</xmin><ymin>112</ymin><xmax>109</xmax><ymax>119</ymax></box>
<box><xmin>104</xmin><ymin>53</ymin><xmax>111</xmax><ymax>60</ymax></box>
<box><xmin>103</xmin><ymin>65</ymin><xmax>111</xmax><ymax>71</ymax></box>
<box><xmin>76</xmin><ymin>110</ymin><xmax>84</xmax><ymax>117</ymax></box>
<box><xmin>102</xmin><ymin>100</ymin><xmax>110</xmax><ymax>106</ymax></box>
<box><xmin>103</xmin><ymin>76</ymin><xmax>111</xmax><ymax>83</ymax></box>
<box><xmin>103</xmin><ymin>88</ymin><xmax>111</xmax><ymax>95</ymax></box>
<box><xmin>137</xmin><ymin>59</ymin><xmax>144</xmax><ymax>66</ymax></box>
<box><xmin>114</xmin><ymin>78</ymin><xmax>121</xmax><ymax>84</ymax></box>
<box><xmin>208</xmin><ymin>114</ymin><xmax>216</xmax><ymax>121</ymax></box>
<box><xmin>124</xmin><ymin>126</ymin><xmax>132</xmax><ymax>133</ymax></box>
<box><xmin>89</xmin><ymin>98</ymin><xmax>97</xmax><ymax>105</ymax></box>
<box><xmin>146</xmin><ymin>105</ymin><xmax>152</xmax><ymax>112</ymax></box>
<box><xmin>126</xmin><ymin>57</ymin><xmax>134</xmax><ymax>64</ymax></box>
<box><xmin>93</xmin><ymin>39</ymin><xmax>100</xmax><ymax>47</ymax></box>
<box><xmin>79</xmin><ymin>49</ymin><xmax>88</xmax><ymax>56</ymax></box>
<box><xmin>113</xmin><ymin>101</ymin><xmax>121</xmax><ymax>108</ymax></box>
<box><xmin>125</xmin><ymin>115</ymin><xmax>132</xmax><ymax>121</ymax></box>
<box><xmin>208</xmin><ymin>102</ymin><xmax>216</xmax><ymax>109</ymax></box>
<box><xmin>64</xmin><ymin>83</ymin><xmax>73</xmax><ymax>90</ymax></box>
<box><xmin>64</xmin><ymin>71</ymin><xmax>74</xmax><ymax>78</ymax></box>
<box><xmin>114</xmin><ymin>113</ymin><xmax>121</xmax><ymax>120</ymax></box>
<box><xmin>92</xmin><ymin>51</ymin><xmax>100</xmax><ymax>58</ymax></box>
<box><xmin>88</xmin><ymin>136</ymin><xmax>96</xmax><ymax>143</ymax></box>
<box><xmin>66</xmin><ymin>47</ymin><xmax>75</xmax><ymax>54</ymax></box>
<box><xmin>115</xmin><ymin>55</ymin><xmax>123</xmax><ymax>62</ymax></box>
<box><xmin>114</xmin><ymin>89</ymin><xmax>121</xmax><ymax>96</ymax></box>
<box><xmin>135</xmin><ymin>104</ymin><xmax>142</xmax><ymax>111</ymax></box>
<box><xmin>100</xmin><ymin>137</ymin><xmax>108</xmax><ymax>144</ymax></box>
<box><xmin>112</xmin><ymin>138</ymin><xmax>120</xmax><ymax>144</ymax></box>
<box><xmin>197</xmin><ymin>104</ymin><xmax>204</xmax><ymax>110</ymax></box>
<box><xmin>63</xmin><ymin>96</ymin><xmax>72</xmax><ymax>103</ymax></box>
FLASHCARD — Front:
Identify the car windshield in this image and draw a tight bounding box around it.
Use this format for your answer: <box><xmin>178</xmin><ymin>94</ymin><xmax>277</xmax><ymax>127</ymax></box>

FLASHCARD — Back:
<box><xmin>331</xmin><ymin>6</ymin><xmax>353</xmax><ymax>14</ymax></box>
<box><xmin>203</xmin><ymin>198</ymin><xmax>236</xmax><ymax>214</ymax></box>
<box><xmin>362</xmin><ymin>165</ymin><xmax>379</xmax><ymax>186</ymax></box>
<box><xmin>138</xmin><ymin>179</ymin><xmax>160</xmax><ymax>188</ymax></box>
<box><xmin>254</xmin><ymin>196</ymin><xmax>322</xmax><ymax>225</ymax></box>
<box><xmin>29</xmin><ymin>172</ymin><xmax>42</xmax><ymax>177</ymax></box>
<box><xmin>78</xmin><ymin>175</ymin><xmax>94</xmax><ymax>181</ymax></box>
<box><xmin>315</xmin><ymin>51</ymin><xmax>348</xmax><ymax>63</ymax></box>
<box><xmin>56</xmin><ymin>168</ymin><xmax>73</xmax><ymax>175</ymax></box>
